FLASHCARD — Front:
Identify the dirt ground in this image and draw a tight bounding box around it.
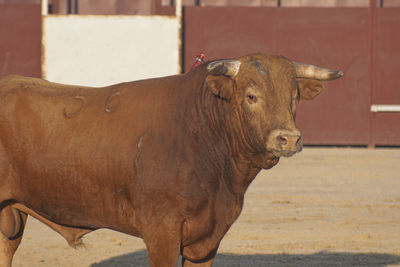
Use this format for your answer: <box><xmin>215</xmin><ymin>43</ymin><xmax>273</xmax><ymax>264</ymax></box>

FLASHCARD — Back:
<box><xmin>11</xmin><ymin>147</ymin><xmax>400</xmax><ymax>267</ymax></box>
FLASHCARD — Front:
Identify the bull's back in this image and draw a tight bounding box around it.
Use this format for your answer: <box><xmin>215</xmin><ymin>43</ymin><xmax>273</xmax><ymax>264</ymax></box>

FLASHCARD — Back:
<box><xmin>0</xmin><ymin>75</ymin><xmax>184</xmax><ymax>230</ymax></box>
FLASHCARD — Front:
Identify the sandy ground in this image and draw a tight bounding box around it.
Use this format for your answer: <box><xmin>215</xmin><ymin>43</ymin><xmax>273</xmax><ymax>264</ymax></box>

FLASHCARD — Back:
<box><xmin>11</xmin><ymin>147</ymin><xmax>400</xmax><ymax>267</ymax></box>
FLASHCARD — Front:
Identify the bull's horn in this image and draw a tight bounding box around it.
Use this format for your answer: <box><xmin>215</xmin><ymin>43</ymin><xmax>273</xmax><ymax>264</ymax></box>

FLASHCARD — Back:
<box><xmin>207</xmin><ymin>59</ymin><xmax>241</xmax><ymax>78</ymax></box>
<box><xmin>294</xmin><ymin>62</ymin><xmax>344</xmax><ymax>80</ymax></box>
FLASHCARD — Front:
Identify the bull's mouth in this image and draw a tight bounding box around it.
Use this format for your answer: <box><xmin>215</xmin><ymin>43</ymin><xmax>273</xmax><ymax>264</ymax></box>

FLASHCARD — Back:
<box><xmin>270</xmin><ymin>149</ymin><xmax>299</xmax><ymax>158</ymax></box>
<box><xmin>258</xmin><ymin>152</ymin><xmax>280</xmax><ymax>169</ymax></box>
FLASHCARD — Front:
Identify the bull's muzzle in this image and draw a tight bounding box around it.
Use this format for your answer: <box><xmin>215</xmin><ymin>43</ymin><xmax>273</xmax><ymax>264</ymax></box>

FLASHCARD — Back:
<box><xmin>267</xmin><ymin>129</ymin><xmax>303</xmax><ymax>157</ymax></box>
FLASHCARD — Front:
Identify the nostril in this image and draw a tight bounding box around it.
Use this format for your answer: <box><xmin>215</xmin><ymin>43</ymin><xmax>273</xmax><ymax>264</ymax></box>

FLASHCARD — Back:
<box><xmin>278</xmin><ymin>135</ymin><xmax>288</xmax><ymax>146</ymax></box>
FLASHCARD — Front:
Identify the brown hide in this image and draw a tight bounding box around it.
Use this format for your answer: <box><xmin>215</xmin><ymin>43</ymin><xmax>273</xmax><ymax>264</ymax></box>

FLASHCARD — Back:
<box><xmin>0</xmin><ymin>54</ymin><xmax>342</xmax><ymax>266</ymax></box>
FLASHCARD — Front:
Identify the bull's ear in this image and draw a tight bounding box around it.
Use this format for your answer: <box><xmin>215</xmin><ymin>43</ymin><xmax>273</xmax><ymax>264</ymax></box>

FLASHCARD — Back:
<box><xmin>297</xmin><ymin>79</ymin><xmax>324</xmax><ymax>101</ymax></box>
<box><xmin>206</xmin><ymin>75</ymin><xmax>235</xmax><ymax>100</ymax></box>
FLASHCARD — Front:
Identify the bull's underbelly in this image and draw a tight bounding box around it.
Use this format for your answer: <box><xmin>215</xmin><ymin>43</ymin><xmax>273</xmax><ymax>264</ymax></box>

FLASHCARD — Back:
<box><xmin>21</xmin><ymin>179</ymin><xmax>138</xmax><ymax>233</ymax></box>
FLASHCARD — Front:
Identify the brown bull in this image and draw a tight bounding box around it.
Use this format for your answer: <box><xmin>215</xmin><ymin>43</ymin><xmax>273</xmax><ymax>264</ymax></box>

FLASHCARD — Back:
<box><xmin>0</xmin><ymin>53</ymin><xmax>343</xmax><ymax>266</ymax></box>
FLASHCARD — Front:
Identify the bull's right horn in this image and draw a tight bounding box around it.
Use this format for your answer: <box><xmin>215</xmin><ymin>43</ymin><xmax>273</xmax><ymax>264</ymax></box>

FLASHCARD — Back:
<box><xmin>294</xmin><ymin>62</ymin><xmax>344</xmax><ymax>80</ymax></box>
<box><xmin>207</xmin><ymin>59</ymin><xmax>241</xmax><ymax>78</ymax></box>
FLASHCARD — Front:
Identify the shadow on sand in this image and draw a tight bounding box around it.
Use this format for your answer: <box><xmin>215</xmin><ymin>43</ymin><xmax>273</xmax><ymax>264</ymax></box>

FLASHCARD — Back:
<box><xmin>92</xmin><ymin>250</ymin><xmax>400</xmax><ymax>267</ymax></box>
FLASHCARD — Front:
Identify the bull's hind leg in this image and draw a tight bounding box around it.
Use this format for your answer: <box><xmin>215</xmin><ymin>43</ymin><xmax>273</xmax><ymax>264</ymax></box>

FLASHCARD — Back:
<box><xmin>0</xmin><ymin>206</ymin><xmax>27</xmax><ymax>267</ymax></box>
<box><xmin>0</xmin><ymin>206</ymin><xmax>21</xmax><ymax>239</ymax></box>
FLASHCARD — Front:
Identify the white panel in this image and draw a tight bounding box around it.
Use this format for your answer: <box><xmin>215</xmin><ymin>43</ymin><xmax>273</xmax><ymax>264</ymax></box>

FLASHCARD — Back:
<box><xmin>371</xmin><ymin>104</ymin><xmax>400</xmax><ymax>113</ymax></box>
<box><xmin>43</xmin><ymin>15</ymin><xmax>179</xmax><ymax>87</ymax></box>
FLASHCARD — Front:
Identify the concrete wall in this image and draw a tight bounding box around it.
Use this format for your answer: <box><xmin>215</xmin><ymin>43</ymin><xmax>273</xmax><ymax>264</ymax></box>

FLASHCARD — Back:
<box><xmin>43</xmin><ymin>15</ymin><xmax>179</xmax><ymax>86</ymax></box>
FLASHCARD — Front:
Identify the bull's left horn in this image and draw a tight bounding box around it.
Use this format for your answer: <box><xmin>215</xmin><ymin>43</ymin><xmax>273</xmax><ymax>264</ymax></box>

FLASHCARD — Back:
<box><xmin>294</xmin><ymin>62</ymin><xmax>344</xmax><ymax>80</ymax></box>
<box><xmin>207</xmin><ymin>59</ymin><xmax>241</xmax><ymax>78</ymax></box>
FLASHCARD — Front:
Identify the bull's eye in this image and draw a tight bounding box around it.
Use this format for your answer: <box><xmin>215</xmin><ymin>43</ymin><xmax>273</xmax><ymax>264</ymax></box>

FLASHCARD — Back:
<box><xmin>247</xmin><ymin>94</ymin><xmax>257</xmax><ymax>103</ymax></box>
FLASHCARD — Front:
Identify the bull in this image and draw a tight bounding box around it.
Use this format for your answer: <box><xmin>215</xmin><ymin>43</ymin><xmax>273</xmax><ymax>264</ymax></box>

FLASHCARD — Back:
<box><xmin>0</xmin><ymin>53</ymin><xmax>343</xmax><ymax>266</ymax></box>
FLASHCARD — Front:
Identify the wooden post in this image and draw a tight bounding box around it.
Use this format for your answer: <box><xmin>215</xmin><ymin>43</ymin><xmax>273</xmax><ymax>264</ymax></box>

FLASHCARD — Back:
<box><xmin>368</xmin><ymin>0</ymin><xmax>377</xmax><ymax>148</ymax></box>
<box><xmin>176</xmin><ymin>0</ymin><xmax>182</xmax><ymax>74</ymax></box>
<box><xmin>41</xmin><ymin>0</ymin><xmax>48</xmax><ymax>15</ymax></box>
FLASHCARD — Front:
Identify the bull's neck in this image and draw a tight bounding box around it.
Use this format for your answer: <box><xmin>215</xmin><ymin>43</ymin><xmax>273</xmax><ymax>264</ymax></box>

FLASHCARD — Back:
<box><xmin>184</xmin><ymin>67</ymin><xmax>262</xmax><ymax>195</ymax></box>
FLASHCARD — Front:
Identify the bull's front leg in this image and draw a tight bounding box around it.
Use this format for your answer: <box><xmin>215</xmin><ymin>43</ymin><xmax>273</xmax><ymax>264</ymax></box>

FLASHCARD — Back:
<box><xmin>143</xmin><ymin>230</ymin><xmax>181</xmax><ymax>266</ymax></box>
<box><xmin>145</xmin><ymin>240</ymin><xmax>180</xmax><ymax>267</ymax></box>
<box><xmin>140</xmin><ymin>215</ymin><xmax>182</xmax><ymax>267</ymax></box>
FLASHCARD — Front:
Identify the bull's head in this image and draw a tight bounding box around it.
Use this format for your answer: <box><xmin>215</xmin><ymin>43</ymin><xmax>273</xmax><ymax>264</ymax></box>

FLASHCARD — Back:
<box><xmin>205</xmin><ymin>53</ymin><xmax>343</xmax><ymax>164</ymax></box>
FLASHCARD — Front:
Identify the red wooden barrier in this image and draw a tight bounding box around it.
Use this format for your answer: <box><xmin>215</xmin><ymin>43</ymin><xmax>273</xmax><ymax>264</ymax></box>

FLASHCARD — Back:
<box><xmin>0</xmin><ymin>3</ymin><xmax>41</xmax><ymax>78</ymax></box>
